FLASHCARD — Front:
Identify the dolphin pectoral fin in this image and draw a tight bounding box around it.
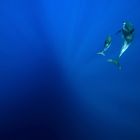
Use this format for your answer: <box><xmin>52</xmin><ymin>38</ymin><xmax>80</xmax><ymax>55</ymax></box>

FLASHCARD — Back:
<box><xmin>97</xmin><ymin>51</ymin><xmax>105</xmax><ymax>56</ymax></box>
<box><xmin>115</xmin><ymin>29</ymin><xmax>122</xmax><ymax>35</ymax></box>
<box><xmin>107</xmin><ymin>59</ymin><xmax>122</xmax><ymax>70</ymax></box>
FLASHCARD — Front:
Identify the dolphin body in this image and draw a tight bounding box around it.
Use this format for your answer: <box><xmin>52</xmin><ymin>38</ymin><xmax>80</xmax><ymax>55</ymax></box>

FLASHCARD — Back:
<box><xmin>107</xmin><ymin>21</ymin><xmax>134</xmax><ymax>70</ymax></box>
<box><xmin>97</xmin><ymin>35</ymin><xmax>112</xmax><ymax>56</ymax></box>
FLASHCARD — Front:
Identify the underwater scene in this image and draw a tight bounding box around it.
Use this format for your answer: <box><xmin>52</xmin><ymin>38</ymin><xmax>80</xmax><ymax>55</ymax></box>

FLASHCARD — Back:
<box><xmin>0</xmin><ymin>0</ymin><xmax>140</xmax><ymax>139</ymax></box>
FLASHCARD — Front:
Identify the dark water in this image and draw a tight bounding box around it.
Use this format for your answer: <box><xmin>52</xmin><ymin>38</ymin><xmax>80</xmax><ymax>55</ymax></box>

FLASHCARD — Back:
<box><xmin>0</xmin><ymin>0</ymin><xmax>140</xmax><ymax>139</ymax></box>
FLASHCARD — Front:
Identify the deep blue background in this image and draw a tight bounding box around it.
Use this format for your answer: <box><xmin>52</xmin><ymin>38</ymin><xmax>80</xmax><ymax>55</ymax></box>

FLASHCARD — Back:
<box><xmin>0</xmin><ymin>0</ymin><xmax>140</xmax><ymax>139</ymax></box>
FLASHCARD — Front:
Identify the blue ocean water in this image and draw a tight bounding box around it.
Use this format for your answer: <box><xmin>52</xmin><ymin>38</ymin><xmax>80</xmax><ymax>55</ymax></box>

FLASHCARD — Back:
<box><xmin>0</xmin><ymin>0</ymin><xmax>140</xmax><ymax>139</ymax></box>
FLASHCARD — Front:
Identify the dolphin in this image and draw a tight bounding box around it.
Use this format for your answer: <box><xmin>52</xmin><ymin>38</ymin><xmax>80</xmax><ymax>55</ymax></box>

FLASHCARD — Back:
<box><xmin>107</xmin><ymin>21</ymin><xmax>134</xmax><ymax>70</ymax></box>
<box><xmin>97</xmin><ymin>35</ymin><xmax>112</xmax><ymax>56</ymax></box>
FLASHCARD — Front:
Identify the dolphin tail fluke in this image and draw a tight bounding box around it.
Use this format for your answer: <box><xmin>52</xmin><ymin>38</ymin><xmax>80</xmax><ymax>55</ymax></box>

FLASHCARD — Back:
<box><xmin>107</xmin><ymin>59</ymin><xmax>122</xmax><ymax>70</ymax></box>
<box><xmin>97</xmin><ymin>51</ymin><xmax>105</xmax><ymax>56</ymax></box>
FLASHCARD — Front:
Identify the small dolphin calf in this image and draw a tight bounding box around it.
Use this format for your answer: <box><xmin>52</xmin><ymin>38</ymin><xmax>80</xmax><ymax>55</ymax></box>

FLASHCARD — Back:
<box><xmin>108</xmin><ymin>21</ymin><xmax>134</xmax><ymax>70</ymax></box>
<box><xmin>97</xmin><ymin>35</ymin><xmax>112</xmax><ymax>56</ymax></box>
<box><xmin>108</xmin><ymin>58</ymin><xmax>122</xmax><ymax>70</ymax></box>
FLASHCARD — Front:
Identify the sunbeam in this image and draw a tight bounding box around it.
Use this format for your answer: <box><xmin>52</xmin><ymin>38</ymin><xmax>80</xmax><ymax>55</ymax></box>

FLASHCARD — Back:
<box><xmin>0</xmin><ymin>0</ymin><xmax>140</xmax><ymax>139</ymax></box>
